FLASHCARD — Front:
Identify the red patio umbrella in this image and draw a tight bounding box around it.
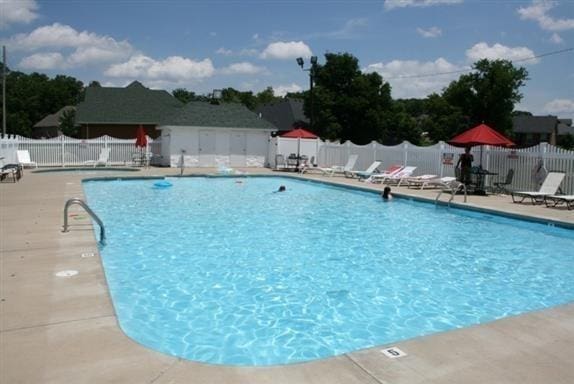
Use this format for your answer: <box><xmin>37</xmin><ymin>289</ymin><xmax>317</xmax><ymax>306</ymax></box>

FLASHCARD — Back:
<box><xmin>280</xmin><ymin>128</ymin><xmax>318</xmax><ymax>167</ymax></box>
<box><xmin>280</xmin><ymin>128</ymin><xmax>318</xmax><ymax>139</ymax></box>
<box><xmin>448</xmin><ymin>123</ymin><xmax>514</xmax><ymax>148</ymax></box>
<box><xmin>135</xmin><ymin>125</ymin><xmax>147</xmax><ymax>148</ymax></box>
<box><xmin>448</xmin><ymin>123</ymin><xmax>514</xmax><ymax>167</ymax></box>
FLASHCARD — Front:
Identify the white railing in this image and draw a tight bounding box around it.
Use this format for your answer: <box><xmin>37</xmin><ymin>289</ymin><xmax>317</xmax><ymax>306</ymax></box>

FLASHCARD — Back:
<box><xmin>0</xmin><ymin>135</ymin><xmax>160</xmax><ymax>167</ymax></box>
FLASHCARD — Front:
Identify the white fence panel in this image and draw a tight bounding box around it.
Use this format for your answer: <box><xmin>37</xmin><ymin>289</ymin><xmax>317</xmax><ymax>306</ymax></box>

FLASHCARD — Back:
<box><xmin>0</xmin><ymin>135</ymin><xmax>19</xmax><ymax>164</ymax></box>
<box><xmin>3</xmin><ymin>135</ymin><xmax>156</xmax><ymax>167</ymax></box>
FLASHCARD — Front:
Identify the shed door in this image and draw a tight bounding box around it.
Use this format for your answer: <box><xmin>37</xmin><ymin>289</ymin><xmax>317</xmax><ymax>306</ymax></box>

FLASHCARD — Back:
<box><xmin>199</xmin><ymin>130</ymin><xmax>216</xmax><ymax>167</ymax></box>
<box><xmin>229</xmin><ymin>132</ymin><xmax>246</xmax><ymax>167</ymax></box>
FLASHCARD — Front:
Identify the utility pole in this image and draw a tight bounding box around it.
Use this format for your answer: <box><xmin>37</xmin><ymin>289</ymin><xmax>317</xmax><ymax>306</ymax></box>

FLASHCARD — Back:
<box><xmin>2</xmin><ymin>45</ymin><xmax>6</xmax><ymax>136</ymax></box>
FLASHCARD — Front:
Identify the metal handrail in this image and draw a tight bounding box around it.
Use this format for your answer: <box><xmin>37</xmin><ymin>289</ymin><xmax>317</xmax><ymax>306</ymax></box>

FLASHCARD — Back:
<box><xmin>63</xmin><ymin>198</ymin><xmax>105</xmax><ymax>243</ymax></box>
<box><xmin>435</xmin><ymin>182</ymin><xmax>467</xmax><ymax>206</ymax></box>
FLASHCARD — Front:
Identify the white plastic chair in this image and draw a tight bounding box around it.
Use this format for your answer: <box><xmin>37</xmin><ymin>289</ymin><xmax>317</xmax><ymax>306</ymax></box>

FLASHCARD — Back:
<box><xmin>512</xmin><ymin>172</ymin><xmax>565</xmax><ymax>204</ymax></box>
<box><xmin>16</xmin><ymin>150</ymin><xmax>38</xmax><ymax>168</ymax></box>
<box><xmin>318</xmin><ymin>154</ymin><xmax>358</xmax><ymax>176</ymax></box>
<box><xmin>345</xmin><ymin>161</ymin><xmax>382</xmax><ymax>179</ymax></box>
<box><xmin>84</xmin><ymin>148</ymin><xmax>111</xmax><ymax>168</ymax></box>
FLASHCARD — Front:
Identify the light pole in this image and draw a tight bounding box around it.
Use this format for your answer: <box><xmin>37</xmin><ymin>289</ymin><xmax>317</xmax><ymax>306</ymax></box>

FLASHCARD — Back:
<box><xmin>296</xmin><ymin>56</ymin><xmax>318</xmax><ymax>132</ymax></box>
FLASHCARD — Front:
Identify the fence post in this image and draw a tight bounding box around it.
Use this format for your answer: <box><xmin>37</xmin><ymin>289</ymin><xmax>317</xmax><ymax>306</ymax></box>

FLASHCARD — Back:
<box><xmin>61</xmin><ymin>136</ymin><xmax>65</xmax><ymax>167</ymax></box>
<box><xmin>444</xmin><ymin>141</ymin><xmax>448</xmax><ymax>177</ymax></box>
<box><xmin>403</xmin><ymin>141</ymin><xmax>408</xmax><ymax>166</ymax></box>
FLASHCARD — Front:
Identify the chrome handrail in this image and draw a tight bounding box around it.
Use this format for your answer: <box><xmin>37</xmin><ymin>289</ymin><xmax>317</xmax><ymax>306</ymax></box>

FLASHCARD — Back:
<box><xmin>435</xmin><ymin>182</ymin><xmax>467</xmax><ymax>206</ymax></box>
<box><xmin>63</xmin><ymin>198</ymin><xmax>105</xmax><ymax>243</ymax></box>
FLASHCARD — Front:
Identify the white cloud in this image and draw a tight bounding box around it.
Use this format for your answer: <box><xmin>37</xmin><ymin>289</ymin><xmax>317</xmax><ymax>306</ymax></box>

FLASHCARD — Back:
<box><xmin>19</xmin><ymin>52</ymin><xmax>66</xmax><ymax>70</ymax></box>
<box><xmin>219</xmin><ymin>62</ymin><xmax>267</xmax><ymax>75</ymax></box>
<box><xmin>417</xmin><ymin>26</ymin><xmax>442</xmax><ymax>38</ymax></box>
<box><xmin>216</xmin><ymin>47</ymin><xmax>233</xmax><ymax>56</ymax></box>
<box><xmin>549</xmin><ymin>32</ymin><xmax>563</xmax><ymax>44</ymax></box>
<box><xmin>544</xmin><ymin>99</ymin><xmax>574</xmax><ymax>115</ymax></box>
<box><xmin>104</xmin><ymin>55</ymin><xmax>215</xmax><ymax>81</ymax></box>
<box><xmin>365</xmin><ymin>58</ymin><xmax>464</xmax><ymax>98</ymax></box>
<box><xmin>4</xmin><ymin>23</ymin><xmax>135</xmax><ymax>68</ymax></box>
<box><xmin>384</xmin><ymin>0</ymin><xmax>463</xmax><ymax>11</ymax></box>
<box><xmin>466</xmin><ymin>42</ymin><xmax>539</xmax><ymax>64</ymax></box>
<box><xmin>260</xmin><ymin>41</ymin><xmax>312</xmax><ymax>60</ymax></box>
<box><xmin>518</xmin><ymin>0</ymin><xmax>574</xmax><ymax>32</ymax></box>
<box><xmin>319</xmin><ymin>18</ymin><xmax>368</xmax><ymax>39</ymax></box>
<box><xmin>215</xmin><ymin>47</ymin><xmax>259</xmax><ymax>57</ymax></box>
<box><xmin>274</xmin><ymin>83</ymin><xmax>303</xmax><ymax>97</ymax></box>
<box><xmin>0</xmin><ymin>0</ymin><xmax>39</xmax><ymax>29</ymax></box>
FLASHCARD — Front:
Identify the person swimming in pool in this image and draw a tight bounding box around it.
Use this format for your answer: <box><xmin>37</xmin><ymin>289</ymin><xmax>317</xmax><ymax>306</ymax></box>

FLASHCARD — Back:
<box><xmin>381</xmin><ymin>186</ymin><xmax>392</xmax><ymax>201</ymax></box>
<box><xmin>277</xmin><ymin>185</ymin><xmax>286</xmax><ymax>192</ymax></box>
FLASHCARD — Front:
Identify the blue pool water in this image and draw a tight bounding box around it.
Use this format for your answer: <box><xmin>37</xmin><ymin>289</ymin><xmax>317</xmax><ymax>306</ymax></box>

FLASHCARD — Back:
<box><xmin>83</xmin><ymin>176</ymin><xmax>574</xmax><ymax>366</ymax></box>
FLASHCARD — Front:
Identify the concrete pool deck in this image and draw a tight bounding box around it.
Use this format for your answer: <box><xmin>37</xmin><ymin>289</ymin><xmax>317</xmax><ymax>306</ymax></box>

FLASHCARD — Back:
<box><xmin>1</xmin><ymin>167</ymin><xmax>573</xmax><ymax>383</ymax></box>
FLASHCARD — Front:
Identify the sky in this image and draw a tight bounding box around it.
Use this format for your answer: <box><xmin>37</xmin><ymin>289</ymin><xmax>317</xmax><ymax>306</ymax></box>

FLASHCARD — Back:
<box><xmin>1</xmin><ymin>0</ymin><xmax>573</xmax><ymax>119</ymax></box>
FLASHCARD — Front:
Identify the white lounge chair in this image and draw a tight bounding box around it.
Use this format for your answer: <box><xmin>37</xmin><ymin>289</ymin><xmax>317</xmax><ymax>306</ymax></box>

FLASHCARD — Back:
<box><xmin>545</xmin><ymin>195</ymin><xmax>574</xmax><ymax>210</ymax></box>
<box><xmin>16</xmin><ymin>150</ymin><xmax>38</xmax><ymax>168</ymax></box>
<box><xmin>406</xmin><ymin>175</ymin><xmax>457</xmax><ymax>190</ymax></box>
<box><xmin>345</xmin><ymin>161</ymin><xmax>382</xmax><ymax>179</ymax></box>
<box><xmin>84</xmin><ymin>148</ymin><xmax>111</xmax><ymax>168</ymax></box>
<box><xmin>370</xmin><ymin>166</ymin><xmax>417</xmax><ymax>186</ymax></box>
<box><xmin>365</xmin><ymin>165</ymin><xmax>403</xmax><ymax>183</ymax></box>
<box><xmin>318</xmin><ymin>154</ymin><xmax>358</xmax><ymax>176</ymax></box>
<box><xmin>511</xmin><ymin>172</ymin><xmax>565</xmax><ymax>204</ymax></box>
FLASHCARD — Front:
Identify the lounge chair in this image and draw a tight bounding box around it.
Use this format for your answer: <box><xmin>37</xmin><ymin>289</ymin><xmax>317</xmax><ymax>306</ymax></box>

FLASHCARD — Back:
<box><xmin>406</xmin><ymin>175</ymin><xmax>457</xmax><ymax>190</ymax></box>
<box><xmin>365</xmin><ymin>165</ymin><xmax>403</xmax><ymax>183</ymax></box>
<box><xmin>345</xmin><ymin>161</ymin><xmax>382</xmax><ymax>179</ymax></box>
<box><xmin>370</xmin><ymin>166</ymin><xmax>417</xmax><ymax>186</ymax></box>
<box><xmin>83</xmin><ymin>148</ymin><xmax>111</xmax><ymax>167</ymax></box>
<box><xmin>511</xmin><ymin>172</ymin><xmax>565</xmax><ymax>204</ymax></box>
<box><xmin>318</xmin><ymin>154</ymin><xmax>358</xmax><ymax>176</ymax></box>
<box><xmin>1</xmin><ymin>164</ymin><xmax>21</xmax><ymax>182</ymax></box>
<box><xmin>544</xmin><ymin>195</ymin><xmax>574</xmax><ymax>210</ymax></box>
<box><xmin>16</xmin><ymin>150</ymin><xmax>38</xmax><ymax>168</ymax></box>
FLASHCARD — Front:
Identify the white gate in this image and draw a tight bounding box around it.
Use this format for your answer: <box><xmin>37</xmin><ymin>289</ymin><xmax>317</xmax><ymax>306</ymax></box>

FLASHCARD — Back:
<box><xmin>229</xmin><ymin>132</ymin><xmax>246</xmax><ymax>167</ymax></box>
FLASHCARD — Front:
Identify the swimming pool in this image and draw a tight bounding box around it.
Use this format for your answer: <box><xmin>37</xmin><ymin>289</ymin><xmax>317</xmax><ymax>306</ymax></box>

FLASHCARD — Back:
<box><xmin>83</xmin><ymin>176</ymin><xmax>574</xmax><ymax>366</ymax></box>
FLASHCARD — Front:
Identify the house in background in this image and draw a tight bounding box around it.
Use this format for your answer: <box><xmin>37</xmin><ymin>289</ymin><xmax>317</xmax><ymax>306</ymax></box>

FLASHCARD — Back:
<box><xmin>254</xmin><ymin>98</ymin><xmax>309</xmax><ymax>133</ymax></box>
<box><xmin>75</xmin><ymin>81</ymin><xmax>182</xmax><ymax>139</ymax></box>
<box><xmin>513</xmin><ymin>115</ymin><xmax>573</xmax><ymax>146</ymax></box>
<box><xmin>158</xmin><ymin>101</ymin><xmax>276</xmax><ymax>167</ymax></box>
<box><xmin>33</xmin><ymin>106</ymin><xmax>75</xmax><ymax>138</ymax></box>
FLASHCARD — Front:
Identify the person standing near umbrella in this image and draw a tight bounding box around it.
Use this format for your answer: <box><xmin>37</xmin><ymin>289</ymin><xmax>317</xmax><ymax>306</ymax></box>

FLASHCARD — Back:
<box><xmin>456</xmin><ymin>146</ymin><xmax>474</xmax><ymax>185</ymax></box>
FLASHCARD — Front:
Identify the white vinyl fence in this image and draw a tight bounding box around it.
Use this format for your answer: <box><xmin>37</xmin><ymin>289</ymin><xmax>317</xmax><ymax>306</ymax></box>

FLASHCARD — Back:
<box><xmin>0</xmin><ymin>135</ymin><xmax>160</xmax><ymax>167</ymax></box>
<box><xmin>313</xmin><ymin>140</ymin><xmax>574</xmax><ymax>194</ymax></box>
<box><xmin>3</xmin><ymin>134</ymin><xmax>573</xmax><ymax>194</ymax></box>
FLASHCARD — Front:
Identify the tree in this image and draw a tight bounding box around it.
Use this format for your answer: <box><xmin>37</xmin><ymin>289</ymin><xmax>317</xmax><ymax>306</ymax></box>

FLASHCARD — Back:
<box><xmin>59</xmin><ymin>108</ymin><xmax>78</xmax><ymax>137</ymax></box>
<box><xmin>443</xmin><ymin>59</ymin><xmax>528</xmax><ymax>135</ymax></box>
<box><xmin>172</xmin><ymin>88</ymin><xmax>204</xmax><ymax>104</ymax></box>
<box><xmin>309</xmin><ymin>53</ymin><xmax>393</xmax><ymax>144</ymax></box>
<box><xmin>0</xmin><ymin>67</ymin><xmax>84</xmax><ymax>137</ymax></box>
<box><xmin>420</xmin><ymin>93</ymin><xmax>467</xmax><ymax>143</ymax></box>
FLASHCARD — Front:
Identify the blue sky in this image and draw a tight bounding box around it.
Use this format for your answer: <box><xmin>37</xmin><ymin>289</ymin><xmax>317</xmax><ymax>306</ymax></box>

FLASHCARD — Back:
<box><xmin>1</xmin><ymin>0</ymin><xmax>573</xmax><ymax>119</ymax></box>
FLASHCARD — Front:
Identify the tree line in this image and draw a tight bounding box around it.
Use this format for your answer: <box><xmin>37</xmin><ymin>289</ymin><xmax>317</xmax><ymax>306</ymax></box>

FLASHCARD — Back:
<box><xmin>1</xmin><ymin>54</ymin><xmax>572</xmax><ymax>148</ymax></box>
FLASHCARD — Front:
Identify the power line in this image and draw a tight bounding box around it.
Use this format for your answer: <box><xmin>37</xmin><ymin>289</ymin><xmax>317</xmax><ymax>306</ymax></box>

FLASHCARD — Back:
<box><xmin>385</xmin><ymin>47</ymin><xmax>573</xmax><ymax>80</ymax></box>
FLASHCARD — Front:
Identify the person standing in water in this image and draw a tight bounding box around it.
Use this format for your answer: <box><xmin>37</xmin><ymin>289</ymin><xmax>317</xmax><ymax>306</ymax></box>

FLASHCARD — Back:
<box><xmin>381</xmin><ymin>186</ymin><xmax>392</xmax><ymax>201</ymax></box>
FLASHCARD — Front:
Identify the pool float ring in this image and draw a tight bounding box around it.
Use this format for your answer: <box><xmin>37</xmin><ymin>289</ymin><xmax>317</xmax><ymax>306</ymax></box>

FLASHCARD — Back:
<box><xmin>153</xmin><ymin>181</ymin><xmax>173</xmax><ymax>189</ymax></box>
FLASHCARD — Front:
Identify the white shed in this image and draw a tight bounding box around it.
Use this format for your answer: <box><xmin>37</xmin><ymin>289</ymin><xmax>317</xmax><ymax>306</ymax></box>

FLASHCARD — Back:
<box><xmin>157</xmin><ymin>101</ymin><xmax>276</xmax><ymax>168</ymax></box>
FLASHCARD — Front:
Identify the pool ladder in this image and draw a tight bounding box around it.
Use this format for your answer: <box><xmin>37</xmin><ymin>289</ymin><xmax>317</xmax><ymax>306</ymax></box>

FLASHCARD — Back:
<box><xmin>63</xmin><ymin>198</ymin><xmax>105</xmax><ymax>243</ymax></box>
<box><xmin>435</xmin><ymin>182</ymin><xmax>467</xmax><ymax>206</ymax></box>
